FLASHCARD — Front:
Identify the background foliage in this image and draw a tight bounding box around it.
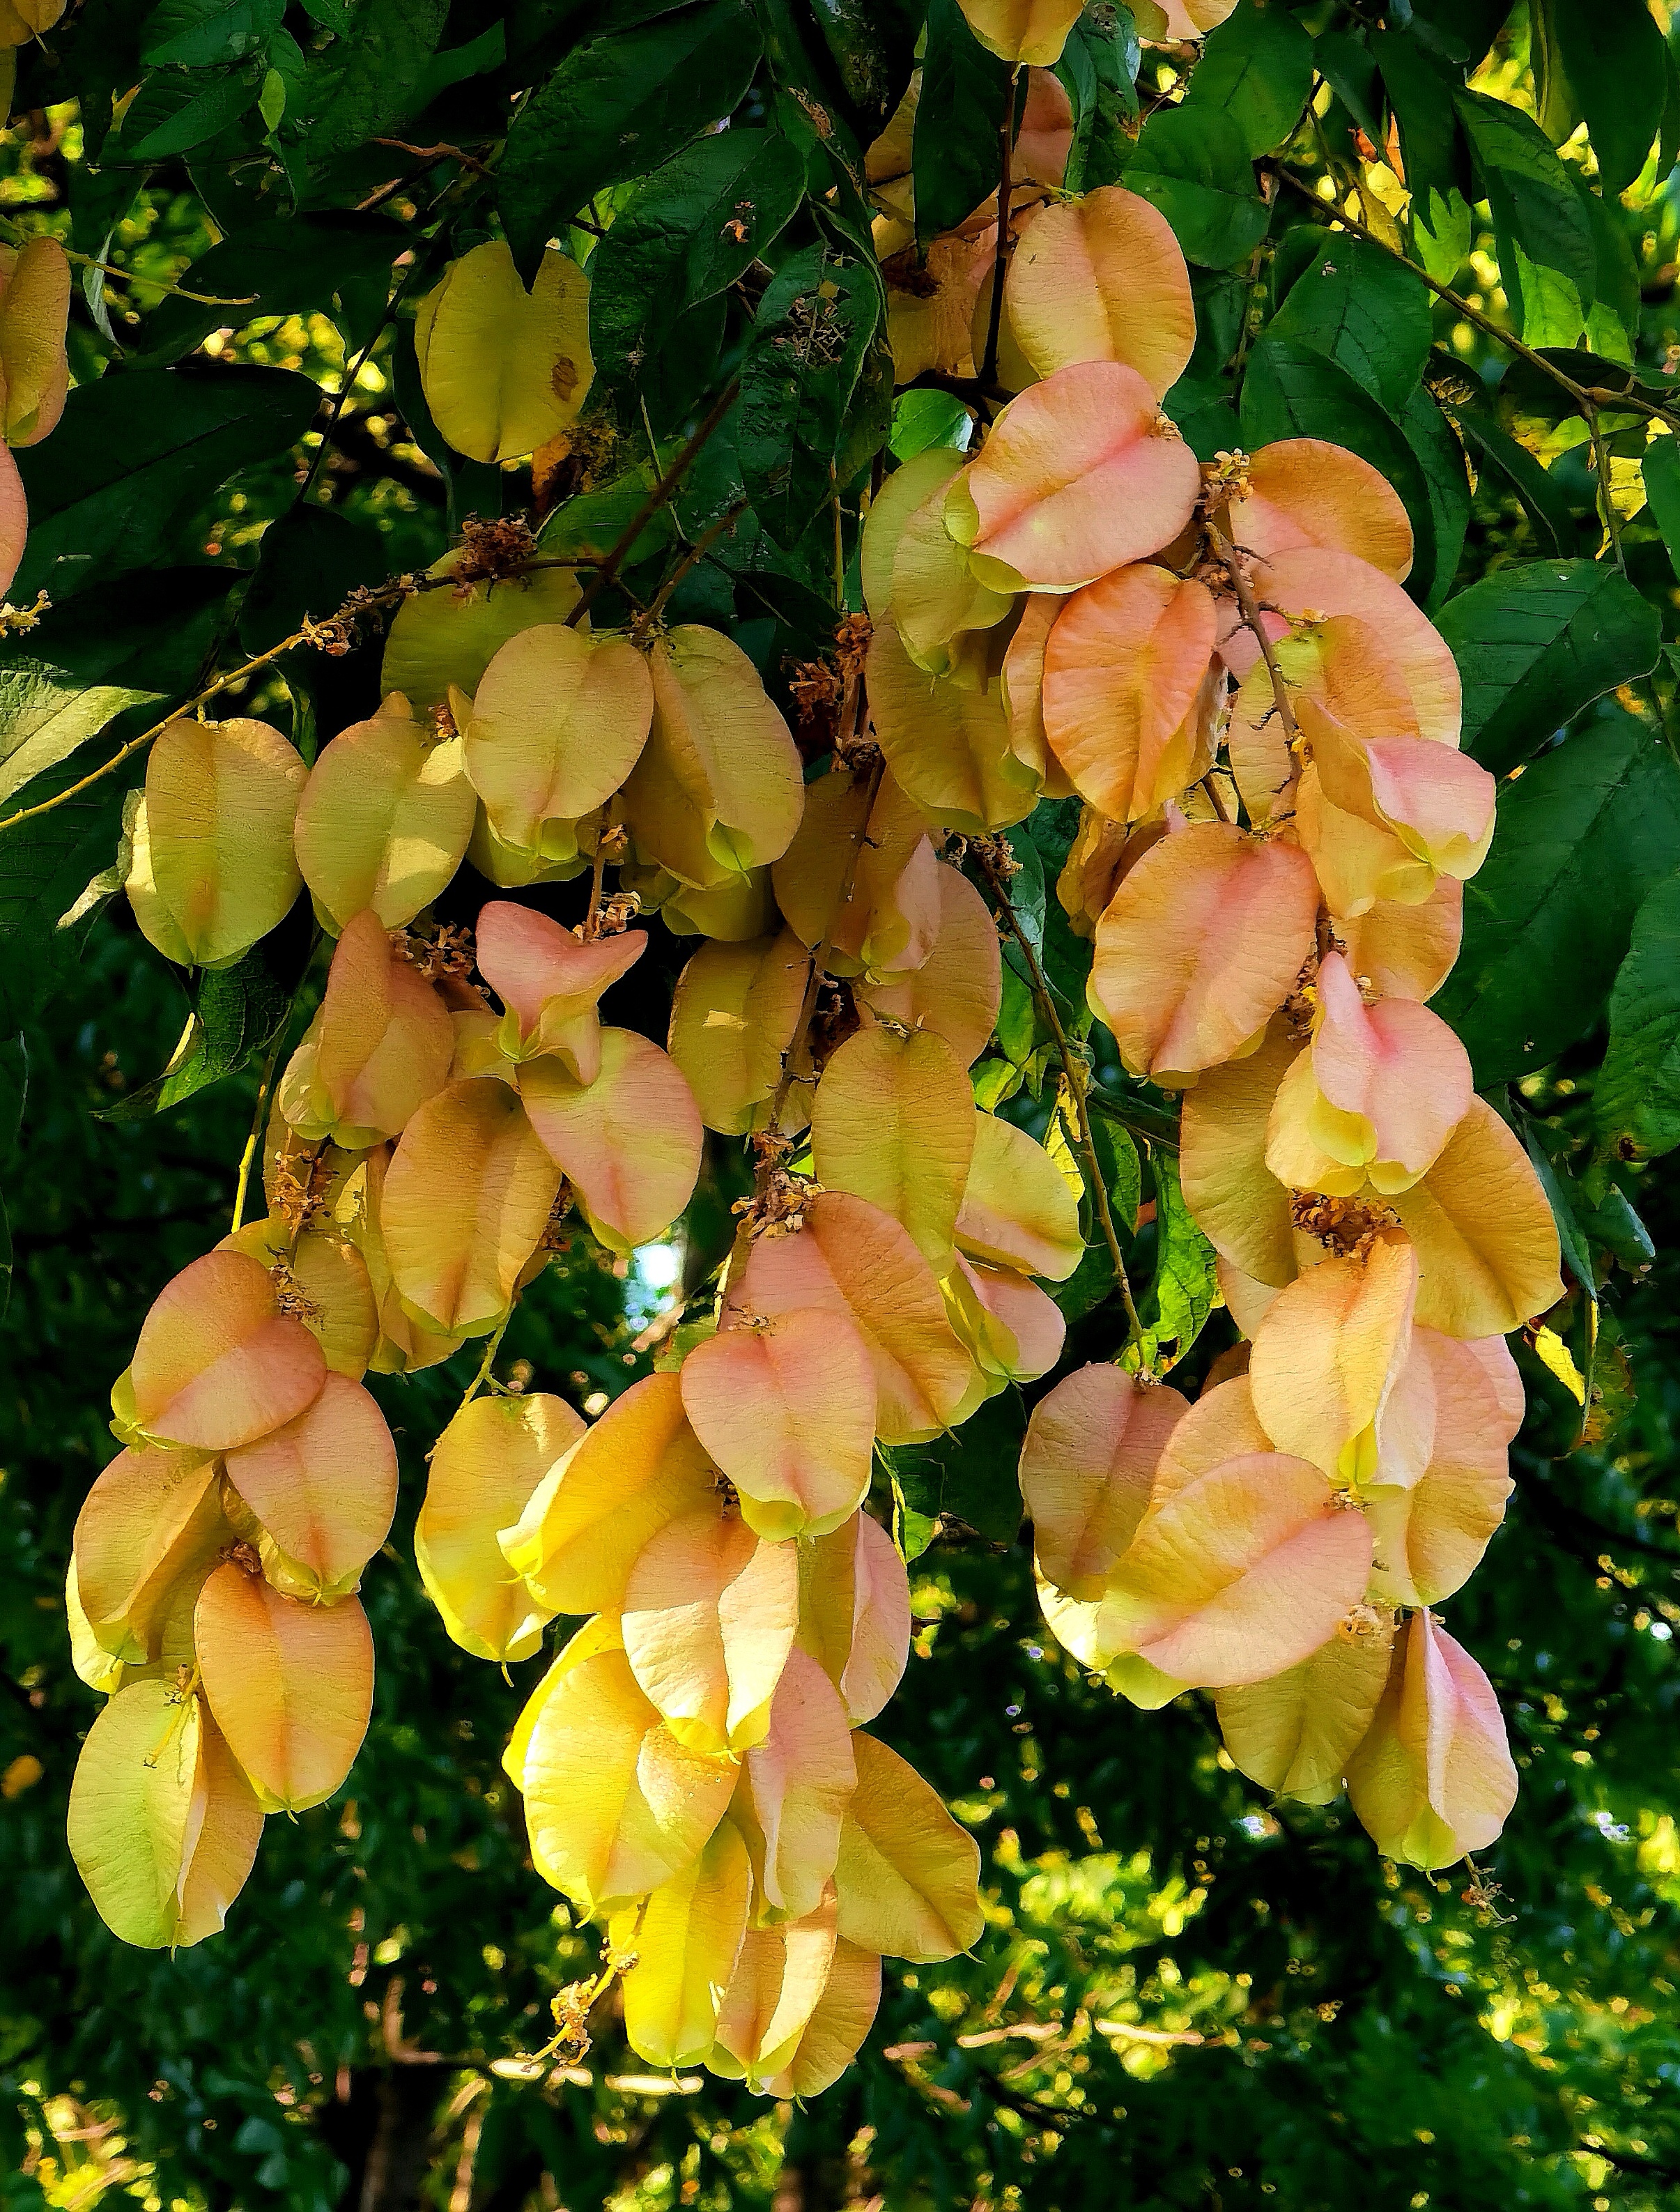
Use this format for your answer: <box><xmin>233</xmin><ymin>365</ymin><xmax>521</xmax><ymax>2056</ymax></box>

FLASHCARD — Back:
<box><xmin>6</xmin><ymin>0</ymin><xmax>1680</xmax><ymax>2206</ymax></box>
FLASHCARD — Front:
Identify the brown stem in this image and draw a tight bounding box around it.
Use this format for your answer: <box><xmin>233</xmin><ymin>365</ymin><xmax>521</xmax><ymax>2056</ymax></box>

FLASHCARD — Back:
<box><xmin>1207</xmin><ymin>522</ymin><xmax>1300</xmax><ymax>754</ymax></box>
<box><xmin>762</xmin><ymin>749</ymin><xmax>885</xmax><ymax>1146</ymax></box>
<box><xmin>978</xmin><ymin>67</ymin><xmax>1021</xmax><ymax>394</ymax></box>
<box><xmin>565</xmin><ymin>377</ymin><xmax>741</xmax><ymax>629</ymax></box>
<box><xmin>975</xmin><ymin>854</ymin><xmax>1145</xmax><ymax>1354</ymax></box>
<box><xmin>1271</xmin><ymin>165</ymin><xmax>1680</xmax><ymax>433</ymax></box>
<box><xmin>630</xmin><ymin>498</ymin><xmax>750</xmax><ymax>642</ymax></box>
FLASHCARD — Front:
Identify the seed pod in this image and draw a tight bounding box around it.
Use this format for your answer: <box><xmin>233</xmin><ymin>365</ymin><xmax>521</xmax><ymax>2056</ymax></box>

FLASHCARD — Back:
<box><xmin>0</xmin><ymin>233</ymin><xmax>70</xmax><ymax>444</ymax></box>
<box><xmin>277</xmin><ymin>911</ymin><xmax>454</xmax><ymax>1151</ymax></box>
<box><xmin>953</xmin><ymin>0</ymin><xmax>1084</xmax><ymax>64</ymax></box>
<box><xmin>810</xmin><ymin>1025</ymin><xmax>976</xmax><ymax>1274</ymax></box>
<box><xmin>619</xmin><ymin>627</ymin><xmax>803</xmax><ymax>891</ymax></box>
<box><xmin>679</xmin><ymin>1309</ymin><xmax>877</xmax><ymax>1541</ymax></box>
<box><xmin>1265</xmin><ymin>956</ymin><xmax>1474</xmax><ymax>1198</ymax></box>
<box><xmin>68</xmin><ymin>1680</ymin><xmax>261</xmax><ymax>1950</ymax></box>
<box><xmin>1042</xmin><ymin>566</ymin><xmax>1218</xmax><ymax>821</ymax></box>
<box><xmin>1345</xmin><ymin>1610</ymin><xmax>1518</xmax><ymax>1868</ymax></box>
<box><xmin>414</xmin><ymin>241</ymin><xmax>594</xmax><ymax>463</ymax></box>
<box><xmin>833</xmin><ymin>1733</ymin><xmax>984</xmax><ymax>1962</ymax></box>
<box><xmin>1215</xmin><ymin>1624</ymin><xmax>1398</xmax><ymax>1806</ymax></box>
<box><xmin>1228</xmin><ymin>438</ymin><xmax>1413</xmax><ymax>582</ymax></box>
<box><xmin>772</xmin><ymin>766</ymin><xmax>942</xmax><ymax>981</ymax></box>
<box><xmin>518</xmin><ymin>1644</ymin><xmax>737</xmax><ymax>1918</ymax></box>
<box><xmin>727</xmin><ymin>1192</ymin><xmax>976</xmax><ymax>1445</ymax></box>
<box><xmin>944</xmin><ymin>361</ymin><xmax>1203</xmax><ymax>592</ymax></box>
<box><xmin>221</xmin><ymin>1211</ymin><xmax>380</xmax><ymax>1381</ymax></box>
<box><xmin>622</xmin><ymin>1506</ymin><xmax>800</xmax><ymax>1756</ymax></box>
<box><xmin>417</xmin><ymin>1391</ymin><xmax>583</xmax><ymax>1663</ymax></box>
<box><xmin>382</xmin><ymin>1079</ymin><xmax>561</xmax><ymax>1337</ymax></box>
<box><xmin>129</xmin><ymin>717</ymin><xmax>305</xmax><ymax>968</ymax></box>
<box><xmin>865</xmin><ymin>615</ymin><xmax>1038</xmax><ymax>834</ymax></box>
<box><xmin>125</xmin><ymin>1249</ymin><xmax>327</xmax><ymax>1452</ymax></box>
<box><xmin>795</xmin><ymin>1510</ymin><xmax>910</xmax><ymax>1725</ymax></box>
<box><xmin>1388</xmin><ymin>1098</ymin><xmax>1564</xmax><ymax>1339</ymax></box>
<box><xmin>615</xmin><ymin>1818</ymin><xmax>753</xmax><ymax>2070</ymax></box>
<box><xmin>1364</xmin><ymin>1330</ymin><xmax>1513</xmax><ymax>1608</ymax></box>
<box><xmin>222</xmin><ymin>1372</ymin><xmax>399</xmax><ymax>1603</ymax></box>
<box><xmin>194</xmin><ymin>1562</ymin><xmax>374</xmax><ymax>1813</ymax></box>
<box><xmin>475</xmin><ymin>901</ymin><xmax>645</xmax><ymax>1083</ymax></box>
<box><xmin>293</xmin><ymin>695</ymin><xmax>475</xmax><ymax>930</ymax></box>
<box><xmin>1002</xmin><ymin>186</ymin><xmax>1194</xmax><ymax>395</ymax></box>
<box><xmin>945</xmin><ymin>1254</ymin><xmax>1066</xmax><ymax>1387</ymax></box>
<box><xmin>956</xmin><ymin>1111</ymin><xmax>1083</xmax><ymax>1279</ymax></box>
<box><xmin>381</xmin><ymin>548</ymin><xmax>583</xmax><ymax>711</ymax></box>
<box><xmin>668</xmin><ymin>931</ymin><xmax>811</xmax><ymax>1136</ymax></box>
<box><xmin>501</xmin><ymin>1371</ymin><xmax>716</xmax><ymax>1615</ymax></box>
<box><xmin>731</xmin><ymin>1650</ymin><xmax>856</xmax><ymax>1927</ymax></box>
<box><xmin>519</xmin><ymin>1028</ymin><xmax>702</xmax><ymax>1257</ymax></box>
<box><xmin>1178</xmin><ymin>1020</ymin><xmax>1301</xmax><ymax>1288</ymax></box>
<box><xmin>1090</xmin><ymin>820</ymin><xmax>1320</xmax><ymax>1083</ymax></box>
<box><xmin>1248</xmin><ymin>1238</ymin><xmax>1419</xmax><ymax>1484</ymax></box>
<box><xmin>72</xmin><ymin>1441</ymin><xmax>223</xmax><ymax>1663</ymax></box>
<box><xmin>856</xmin><ymin>862</ymin><xmax>1002</xmax><ymax>1068</ymax></box>
<box><xmin>1020</xmin><ymin>1364</ymin><xmax>1189</xmax><ymax>1603</ymax></box>
<box><xmin>465</xmin><ymin>625</ymin><xmax>653</xmax><ymax>854</ymax></box>
<box><xmin>711</xmin><ymin>1888</ymin><xmax>840</xmax><ymax>2090</ymax></box>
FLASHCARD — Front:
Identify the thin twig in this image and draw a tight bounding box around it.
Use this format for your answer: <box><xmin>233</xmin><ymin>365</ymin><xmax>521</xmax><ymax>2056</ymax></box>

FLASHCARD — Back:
<box><xmin>973</xmin><ymin>853</ymin><xmax>1145</xmax><ymax>1353</ymax></box>
<box><xmin>455</xmin><ymin>1312</ymin><xmax>513</xmax><ymax>1419</ymax></box>
<box><xmin>1207</xmin><ymin>522</ymin><xmax>1300</xmax><ymax>753</ymax></box>
<box><xmin>631</xmin><ymin>499</ymin><xmax>750</xmax><ymax>641</ymax></box>
<box><xmin>565</xmin><ymin>378</ymin><xmax>741</xmax><ymax>629</ymax></box>
<box><xmin>978</xmin><ymin>67</ymin><xmax>1021</xmax><ymax>392</ymax></box>
<box><xmin>1587</xmin><ymin>402</ymin><xmax>1627</xmax><ymax>571</ymax></box>
<box><xmin>231</xmin><ymin>1006</ymin><xmax>300</xmax><ymax>1234</ymax></box>
<box><xmin>1272</xmin><ymin>166</ymin><xmax>1680</xmax><ymax>432</ymax></box>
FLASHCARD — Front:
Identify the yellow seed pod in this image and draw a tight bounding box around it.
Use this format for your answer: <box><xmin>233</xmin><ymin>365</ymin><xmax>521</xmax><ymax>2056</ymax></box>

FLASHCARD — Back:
<box><xmin>0</xmin><ymin>0</ymin><xmax>67</xmax><ymax>45</ymax></box>
<box><xmin>464</xmin><ymin>623</ymin><xmax>653</xmax><ymax>852</ymax></box>
<box><xmin>132</xmin><ymin>717</ymin><xmax>306</xmax><ymax>968</ymax></box>
<box><xmin>293</xmin><ymin>694</ymin><xmax>476</xmax><ymax>930</ymax></box>
<box><xmin>955</xmin><ymin>0</ymin><xmax>1084</xmax><ymax>66</ymax></box>
<box><xmin>381</xmin><ymin>548</ymin><xmax>584</xmax><ymax>711</ymax></box>
<box><xmin>414</xmin><ymin>240</ymin><xmax>594</xmax><ymax>463</ymax></box>
<box><xmin>619</xmin><ymin>627</ymin><xmax>805</xmax><ymax>891</ymax></box>
<box><xmin>0</xmin><ymin>233</ymin><xmax>68</xmax><ymax>444</ymax></box>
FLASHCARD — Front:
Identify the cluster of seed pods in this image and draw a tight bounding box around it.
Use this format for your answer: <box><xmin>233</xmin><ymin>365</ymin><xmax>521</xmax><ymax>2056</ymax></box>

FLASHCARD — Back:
<box><xmin>859</xmin><ymin>77</ymin><xmax>1564</xmax><ymax>1864</ymax></box>
<box><xmin>65</xmin><ymin>56</ymin><xmax>1566</xmax><ymax>2089</ymax></box>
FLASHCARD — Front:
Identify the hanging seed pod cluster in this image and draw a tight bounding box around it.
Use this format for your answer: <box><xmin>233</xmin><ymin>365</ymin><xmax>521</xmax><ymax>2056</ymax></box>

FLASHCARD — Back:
<box><xmin>49</xmin><ymin>0</ymin><xmax>1579</xmax><ymax>2111</ymax></box>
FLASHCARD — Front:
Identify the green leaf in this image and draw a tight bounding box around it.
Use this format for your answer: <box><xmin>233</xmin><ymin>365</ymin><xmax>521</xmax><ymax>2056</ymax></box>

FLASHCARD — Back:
<box><xmin>1371</xmin><ymin>30</ymin><xmax>1465</xmax><ymax>211</ymax></box>
<box><xmin>237</xmin><ymin>503</ymin><xmax>387</xmax><ymax>657</ymax></box>
<box><xmin>302</xmin><ymin>0</ymin><xmax>449</xmax><ymax>158</ymax></box>
<box><xmin>12</xmin><ymin>366</ymin><xmax>322</xmax><ymax>604</ymax></box>
<box><xmin>1238</xmin><ymin>338</ymin><xmax>1437</xmax><ymax>601</ymax></box>
<box><xmin>1435</xmin><ymin>559</ymin><xmax>1663</xmax><ymax>775</ymax></box>
<box><xmin>1125</xmin><ymin>105</ymin><xmax>1269</xmax><ymax>269</ymax></box>
<box><xmin>500</xmin><ymin>0</ymin><xmax>763</xmax><ymax>277</ymax></box>
<box><xmin>100</xmin><ymin>945</ymin><xmax>293</xmax><ymax>1121</ymax></box>
<box><xmin>135</xmin><ymin>213</ymin><xmax>402</xmax><ymax>364</ymax></box>
<box><xmin>889</xmin><ymin>387</ymin><xmax>971</xmax><ymax>460</ymax></box>
<box><xmin>1543</xmin><ymin>0</ymin><xmax>1665</xmax><ymax>198</ymax></box>
<box><xmin>1640</xmin><ymin>432</ymin><xmax>1680</xmax><ymax>584</ymax></box>
<box><xmin>737</xmin><ymin>241</ymin><xmax>888</xmax><ymax>548</ymax></box>
<box><xmin>1447</xmin><ymin>392</ymin><xmax>1578</xmax><ymax>557</ymax></box>
<box><xmin>1314</xmin><ymin>29</ymin><xmax>1382</xmax><ymax>144</ymax></box>
<box><xmin>1265</xmin><ymin>236</ymin><xmax>1431</xmax><ymax>415</ymax></box>
<box><xmin>141</xmin><ymin>0</ymin><xmax>284</xmax><ymax>66</ymax></box>
<box><xmin>589</xmin><ymin>129</ymin><xmax>807</xmax><ymax>389</ymax></box>
<box><xmin>0</xmin><ymin>571</ymin><xmax>233</xmax><ymax>806</ymax></box>
<box><xmin>1523</xmin><ymin>1120</ymin><xmax>1597</xmax><ymax>1298</ymax></box>
<box><xmin>1181</xmin><ymin>0</ymin><xmax>1313</xmax><ymax>158</ymax></box>
<box><xmin>1398</xmin><ymin>387</ymin><xmax>1471</xmax><ymax>610</ymax></box>
<box><xmin>118</xmin><ymin>63</ymin><xmax>263</xmax><ymax>160</ymax></box>
<box><xmin>1455</xmin><ymin>89</ymin><xmax>1596</xmax><ymax>347</ymax></box>
<box><xmin>1057</xmin><ymin>8</ymin><xmax>1141</xmax><ymax>192</ymax></box>
<box><xmin>0</xmin><ymin>757</ymin><xmax>132</xmax><ymax>1030</ymax></box>
<box><xmin>914</xmin><ymin>0</ymin><xmax>1012</xmax><ymax>247</ymax></box>
<box><xmin>1435</xmin><ymin>708</ymin><xmax>1680</xmax><ymax>1083</ymax></box>
<box><xmin>1594</xmin><ymin>870</ymin><xmax>1680</xmax><ymax>1160</ymax></box>
<box><xmin>1577</xmin><ymin>184</ymin><xmax>1641</xmax><ymax>365</ymax></box>
<box><xmin>799</xmin><ymin>0</ymin><xmax>917</xmax><ymax>141</ymax></box>
<box><xmin>1125</xmin><ymin>1151</ymin><xmax>1218</xmax><ymax>1376</ymax></box>
<box><xmin>883</xmin><ymin>1387</ymin><xmax>1026</xmax><ymax>1545</ymax></box>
